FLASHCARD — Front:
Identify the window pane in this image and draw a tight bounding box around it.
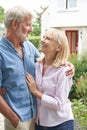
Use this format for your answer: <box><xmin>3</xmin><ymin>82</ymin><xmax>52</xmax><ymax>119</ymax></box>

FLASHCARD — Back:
<box><xmin>68</xmin><ymin>0</ymin><xmax>77</xmax><ymax>8</ymax></box>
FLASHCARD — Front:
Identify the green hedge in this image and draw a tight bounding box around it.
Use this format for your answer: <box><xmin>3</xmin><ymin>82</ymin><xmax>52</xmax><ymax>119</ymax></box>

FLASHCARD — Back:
<box><xmin>29</xmin><ymin>36</ymin><xmax>40</xmax><ymax>49</ymax></box>
<box><xmin>69</xmin><ymin>52</ymin><xmax>87</xmax><ymax>128</ymax></box>
<box><xmin>72</xmin><ymin>99</ymin><xmax>87</xmax><ymax>128</ymax></box>
<box><xmin>68</xmin><ymin>52</ymin><xmax>87</xmax><ymax>100</ymax></box>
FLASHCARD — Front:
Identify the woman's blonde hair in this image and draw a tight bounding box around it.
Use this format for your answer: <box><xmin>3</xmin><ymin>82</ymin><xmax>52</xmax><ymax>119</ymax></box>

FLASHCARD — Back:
<box><xmin>38</xmin><ymin>28</ymin><xmax>69</xmax><ymax>67</ymax></box>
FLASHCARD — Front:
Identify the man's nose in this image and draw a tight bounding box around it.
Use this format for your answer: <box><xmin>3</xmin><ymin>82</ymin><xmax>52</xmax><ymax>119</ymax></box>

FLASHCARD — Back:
<box><xmin>30</xmin><ymin>26</ymin><xmax>33</xmax><ymax>32</ymax></box>
<box><xmin>28</xmin><ymin>26</ymin><xmax>32</xmax><ymax>33</ymax></box>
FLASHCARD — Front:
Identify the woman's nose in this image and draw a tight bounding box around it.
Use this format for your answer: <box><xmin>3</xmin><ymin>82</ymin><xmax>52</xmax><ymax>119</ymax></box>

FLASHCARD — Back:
<box><xmin>41</xmin><ymin>39</ymin><xmax>45</xmax><ymax>44</ymax></box>
<box><xmin>41</xmin><ymin>37</ymin><xmax>46</xmax><ymax>42</ymax></box>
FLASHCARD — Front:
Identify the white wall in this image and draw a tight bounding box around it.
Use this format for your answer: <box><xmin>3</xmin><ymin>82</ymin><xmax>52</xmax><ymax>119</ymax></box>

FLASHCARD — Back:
<box><xmin>41</xmin><ymin>9</ymin><xmax>50</xmax><ymax>37</ymax></box>
<box><xmin>78</xmin><ymin>27</ymin><xmax>87</xmax><ymax>55</ymax></box>
<box><xmin>41</xmin><ymin>0</ymin><xmax>87</xmax><ymax>30</ymax></box>
<box><xmin>49</xmin><ymin>0</ymin><xmax>87</xmax><ymax>27</ymax></box>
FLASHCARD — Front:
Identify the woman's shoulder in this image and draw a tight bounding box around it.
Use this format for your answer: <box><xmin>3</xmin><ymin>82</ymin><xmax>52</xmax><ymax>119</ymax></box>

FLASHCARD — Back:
<box><xmin>56</xmin><ymin>65</ymin><xmax>70</xmax><ymax>75</ymax></box>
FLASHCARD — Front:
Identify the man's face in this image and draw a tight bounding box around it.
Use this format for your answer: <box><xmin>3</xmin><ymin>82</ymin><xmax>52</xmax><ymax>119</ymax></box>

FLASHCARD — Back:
<box><xmin>16</xmin><ymin>16</ymin><xmax>32</xmax><ymax>42</ymax></box>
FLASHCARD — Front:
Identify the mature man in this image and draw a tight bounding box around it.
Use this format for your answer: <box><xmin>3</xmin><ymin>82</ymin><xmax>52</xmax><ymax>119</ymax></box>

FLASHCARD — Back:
<box><xmin>0</xmin><ymin>6</ymin><xmax>40</xmax><ymax>130</ymax></box>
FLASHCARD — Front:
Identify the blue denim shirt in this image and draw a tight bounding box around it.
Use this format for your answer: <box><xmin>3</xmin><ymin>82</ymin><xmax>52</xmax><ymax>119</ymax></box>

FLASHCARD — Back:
<box><xmin>0</xmin><ymin>36</ymin><xmax>41</xmax><ymax>121</ymax></box>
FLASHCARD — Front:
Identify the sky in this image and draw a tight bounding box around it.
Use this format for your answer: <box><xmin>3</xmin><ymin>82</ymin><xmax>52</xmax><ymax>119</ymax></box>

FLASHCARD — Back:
<box><xmin>0</xmin><ymin>0</ymin><xmax>49</xmax><ymax>14</ymax></box>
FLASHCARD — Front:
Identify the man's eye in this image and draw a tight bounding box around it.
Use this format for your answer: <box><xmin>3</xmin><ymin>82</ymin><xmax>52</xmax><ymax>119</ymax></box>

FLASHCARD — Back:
<box><xmin>27</xmin><ymin>24</ymin><xmax>32</xmax><ymax>27</ymax></box>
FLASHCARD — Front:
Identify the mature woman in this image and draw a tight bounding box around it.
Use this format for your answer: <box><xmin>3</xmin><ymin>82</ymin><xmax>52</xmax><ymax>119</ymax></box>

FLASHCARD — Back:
<box><xmin>26</xmin><ymin>28</ymin><xmax>74</xmax><ymax>130</ymax></box>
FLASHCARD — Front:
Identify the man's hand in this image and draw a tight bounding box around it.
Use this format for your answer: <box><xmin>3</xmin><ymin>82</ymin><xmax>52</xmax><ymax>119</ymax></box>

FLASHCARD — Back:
<box><xmin>0</xmin><ymin>94</ymin><xmax>19</xmax><ymax>128</ymax></box>
<box><xmin>66</xmin><ymin>62</ymin><xmax>75</xmax><ymax>76</ymax></box>
<box><xmin>0</xmin><ymin>88</ymin><xmax>6</xmax><ymax>96</ymax></box>
<box><xmin>10</xmin><ymin>114</ymin><xmax>19</xmax><ymax>128</ymax></box>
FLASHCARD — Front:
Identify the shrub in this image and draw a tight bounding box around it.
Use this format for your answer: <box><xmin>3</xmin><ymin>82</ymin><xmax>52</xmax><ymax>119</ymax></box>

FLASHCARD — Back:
<box><xmin>72</xmin><ymin>99</ymin><xmax>87</xmax><ymax>128</ymax></box>
<box><xmin>68</xmin><ymin>52</ymin><xmax>87</xmax><ymax>100</ymax></box>
<box><xmin>75</xmin><ymin>73</ymin><xmax>87</xmax><ymax>100</ymax></box>
<box><xmin>29</xmin><ymin>36</ymin><xmax>40</xmax><ymax>49</ymax></box>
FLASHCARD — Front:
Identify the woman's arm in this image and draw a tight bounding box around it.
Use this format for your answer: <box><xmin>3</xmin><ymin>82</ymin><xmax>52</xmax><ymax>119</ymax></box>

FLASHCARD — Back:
<box><xmin>26</xmin><ymin>73</ymin><xmax>43</xmax><ymax>99</ymax></box>
<box><xmin>26</xmin><ymin>71</ymin><xmax>72</xmax><ymax>111</ymax></box>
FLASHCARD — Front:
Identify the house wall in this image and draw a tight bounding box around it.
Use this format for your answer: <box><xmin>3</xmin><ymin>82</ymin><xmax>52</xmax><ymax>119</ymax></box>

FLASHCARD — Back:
<box><xmin>48</xmin><ymin>0</ymin><xmax>87</xmax><ymax>27</ymax></box>
<box><xmin>41</xmin><ymin>0</ymin><xmax>87</xmax><ymax>30</ymax></box>
<box><xmin>77</xmin><ymin>27</ymin><xmax>87</xmax><ymax>55</ymax></box>
<box><xmin>41</xmin><ymin>10</ymin><xmax>50</xmax><ymax>38</ymax></box>
<box><xmin>81</xmin><ymin>28</ymin><xmax>87</xmax><ymax>54</ymax></box>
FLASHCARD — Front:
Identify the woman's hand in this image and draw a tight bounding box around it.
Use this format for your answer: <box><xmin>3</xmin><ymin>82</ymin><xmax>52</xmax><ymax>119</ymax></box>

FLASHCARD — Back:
<box><xmin>66</xmin><ymin>62</ymin><xmax>75</xmax><ymax>76</ymax></box>
<box><xmin>26</xmin><ymin>73</ymin><xmax>43</xmax><ymax>99</ymax></box>
<box><xmin>0</xmin><ymin>88</ymin><xmax>6</xmax><ymax>96</ymax></box>
<box><xmin>26</xmin><ymin>73</ymin><xmax>37</xmax><ymax>95</ymax></box>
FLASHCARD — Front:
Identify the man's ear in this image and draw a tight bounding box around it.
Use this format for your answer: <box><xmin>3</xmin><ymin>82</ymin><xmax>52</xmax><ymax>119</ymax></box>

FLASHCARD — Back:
<box><xmin>11</xmin><ymin>20</ymin><xmax>18</xmax><ymax>30</ymax></box>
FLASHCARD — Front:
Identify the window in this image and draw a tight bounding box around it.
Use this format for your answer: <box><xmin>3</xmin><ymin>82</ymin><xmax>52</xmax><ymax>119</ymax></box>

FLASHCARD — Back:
<box><xmin>49</xmin><ymin>0</ymin><xmax>78</xmax><ymax>12</ymax></box>
<box><xmin>66</xmin><ymin>0</ymin><xmax>77</xmax><ymax>9</ymax></box>
<box><xmin>58</xmin><ymin>0</ymin><xmax>78</xmax><ymax>10</ymax></box>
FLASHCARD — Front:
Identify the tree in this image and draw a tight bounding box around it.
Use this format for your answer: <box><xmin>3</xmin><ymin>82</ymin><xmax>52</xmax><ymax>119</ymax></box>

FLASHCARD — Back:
<box><xmin>30</xmin><ymin>17</ymin><xmax>41</xmax><ymax>36</ymax></box>
<box><xmin>30</xmin><ymin>12</ymin><xmax>41</xmax><ymax>37</ymax></box>
<box><xmin>29</xmin><ymin>6</ymin><xmax>48</xmax><ymax>49</ymax></box>
<box><xmin>0</xmin><ymin>6</ymin><xmax>5</xmax><ymax>23</ymax></box>
<box><xmin>30</xmin><ymin>6</ymin><xmax>48</xmax><ymax>36</ymax></box>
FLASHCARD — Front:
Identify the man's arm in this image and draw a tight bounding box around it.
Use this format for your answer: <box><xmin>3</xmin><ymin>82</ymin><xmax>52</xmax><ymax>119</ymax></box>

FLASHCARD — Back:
<box><xmin>0</xmin><ymin>95</ymin><xmax>19</xmax><ymax>127</ymax></box>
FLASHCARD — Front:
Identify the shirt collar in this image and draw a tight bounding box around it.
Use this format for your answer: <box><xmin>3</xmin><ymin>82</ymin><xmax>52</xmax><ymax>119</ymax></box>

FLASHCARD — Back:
<box><xmin>1</xmin><ymin>36</ymin><xmax>24</xmax><ymax>50</ymax></box>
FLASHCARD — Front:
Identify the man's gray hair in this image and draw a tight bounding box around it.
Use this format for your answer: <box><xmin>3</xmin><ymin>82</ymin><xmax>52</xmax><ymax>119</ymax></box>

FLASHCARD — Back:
<box><xmin>4</xmin><ymin>6</ymin><xmax>33</xmax><ymax>28</ymax></box>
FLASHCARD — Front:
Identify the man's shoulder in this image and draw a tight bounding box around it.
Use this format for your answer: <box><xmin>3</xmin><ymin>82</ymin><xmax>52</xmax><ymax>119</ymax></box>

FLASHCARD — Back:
<box><xmin>23</xmin><ymin>40</ymin><xmax>34</xmax><ymax>48</ymax></box>
<box><xmin>23</xmin><ymin>40</ymin><xmax>33</xmax><ymax>45</ymax></box>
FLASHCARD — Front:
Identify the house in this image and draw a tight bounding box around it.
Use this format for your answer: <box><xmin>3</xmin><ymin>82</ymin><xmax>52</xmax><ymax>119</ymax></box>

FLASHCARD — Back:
<box><xmin>41</xmin><ymin>0</ymin><xmax>87</xmax><ymax>55</ymax></box>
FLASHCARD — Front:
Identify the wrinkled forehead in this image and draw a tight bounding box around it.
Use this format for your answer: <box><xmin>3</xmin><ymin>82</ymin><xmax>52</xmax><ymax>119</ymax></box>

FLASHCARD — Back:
<box><xmin>45</xmin><ymin>28</ymin><xmax>53</xmax><ymax>34</ymax></box>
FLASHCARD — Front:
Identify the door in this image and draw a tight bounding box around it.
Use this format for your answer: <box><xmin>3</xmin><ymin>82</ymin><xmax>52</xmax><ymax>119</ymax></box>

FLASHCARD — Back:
<box><xmin>66</xmin><ymin>30</ymin><xmax>78</xmax><ymax>53</ymax></box>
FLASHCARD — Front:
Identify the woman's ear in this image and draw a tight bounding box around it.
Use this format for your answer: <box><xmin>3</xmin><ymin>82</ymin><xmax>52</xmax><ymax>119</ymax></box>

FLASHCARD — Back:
<box><xmin>56</xmin><ymin>45</ymin><xmax>62</xmax><ymax>52</ymax></box>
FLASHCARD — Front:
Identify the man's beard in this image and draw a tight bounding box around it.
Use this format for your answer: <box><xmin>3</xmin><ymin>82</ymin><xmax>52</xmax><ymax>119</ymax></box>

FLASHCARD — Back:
<box><xmin>16</xmin><ymin>26</ymin><xmax>28</xmax><ymax>42</ymax></box>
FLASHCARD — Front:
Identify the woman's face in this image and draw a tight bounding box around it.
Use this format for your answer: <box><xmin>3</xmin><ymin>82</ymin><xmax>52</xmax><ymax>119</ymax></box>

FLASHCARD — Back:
<box><xmin>40</xmin><ymin>34</ymin><xmax>60</xmax><ymax>57</ymax></box>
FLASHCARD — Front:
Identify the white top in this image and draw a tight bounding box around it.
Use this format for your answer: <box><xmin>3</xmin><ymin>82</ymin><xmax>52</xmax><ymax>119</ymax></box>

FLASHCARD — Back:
<box><xmin>35</xmin><ymin>62</ymin><xmax>74</xmax><ymax>127</ymax></box>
